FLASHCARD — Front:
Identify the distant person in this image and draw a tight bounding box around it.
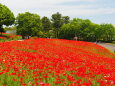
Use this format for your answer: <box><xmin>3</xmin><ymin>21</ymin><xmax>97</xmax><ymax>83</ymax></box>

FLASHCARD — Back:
<box><xmin>96</xmin><ymin>40</ymin><xmax>98</xmax><ymax>44</ymax></box>
<box><xmin>74</xmin><ymin>37</ymin><xmax>78</xmax><ymax>41</ymax></box>
<box><xmin>99</xmin><ymin>41</ymin><xmax>101</xmax><ymax>43</ymax></box>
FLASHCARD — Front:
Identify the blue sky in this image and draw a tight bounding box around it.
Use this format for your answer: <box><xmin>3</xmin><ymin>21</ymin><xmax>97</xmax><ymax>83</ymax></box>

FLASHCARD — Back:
<box><xmin>0</xmin><ymin>0</ymin><xmax>115</xmax><ymax>24</ymax></box>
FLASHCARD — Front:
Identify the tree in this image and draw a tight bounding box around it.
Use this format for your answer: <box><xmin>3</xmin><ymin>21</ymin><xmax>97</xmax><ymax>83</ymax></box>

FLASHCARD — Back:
<box><xmin>59</xmin><ymin>18</ymin><xmax>98</xmax><ymax>41</ymax></box>
<box><xmin>59</xmin><ymin>19</ymin><xmax>81</xmax><ymax>39</ymax></box>
<box><xmin>99</xmin><ymin>24</ymin><xmax>115</xmax><ymax>41</ymax></box>
<box><xmin>87</xmin><ymin>23</ymin><xmax>100</xmax><ymax>41</ymax></box>
<box><xmin>51</xmin><ymin>12</ymin><xmax>63</xmax><ymax>38</ymax></box>
<box><xmin>71</xmin><ymin>18</ymin><xmax>93</xmax><ymax>41</ymax></box>
<box><xmin>62</xmin><ymin>16</ymin><xmax>70</xmax><ymax>24</ymax></box>
<box><xmin>16</xmin><ymin>12</ymin><xmax>42</xmax><ymax>39</ymax></box>
<box><xmin>41</xmin><ymin>16</ymin><xmax>51</xmax><ymax>32</ymax></box>
<box><xmin>0</xmin><ymin>3</ymin><xmax>15</xmax><ymax>34</ymax></box>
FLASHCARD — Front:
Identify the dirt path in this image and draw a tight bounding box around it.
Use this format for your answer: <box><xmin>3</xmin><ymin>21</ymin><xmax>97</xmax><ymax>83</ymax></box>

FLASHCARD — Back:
<box><xmin>97</xmin><ymin>43</ymin><xmax>115</xmax><ymax>53</ymax></box>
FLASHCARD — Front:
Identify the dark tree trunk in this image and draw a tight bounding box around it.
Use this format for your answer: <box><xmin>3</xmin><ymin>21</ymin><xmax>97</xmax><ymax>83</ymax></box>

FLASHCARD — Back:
<box><xmin>0</xmin><ymin>25</ymin><xmax>2</xmax><ymax>35</ymax></box>
<box><xmin>22</xmin><ymin>35</ymin><xmax>25</xmax><ymax>39</ymax></box>
<box><xmin>55</xmin><ymin>28</ymin><xmax>59</xmax><ymax>38</ymax></box>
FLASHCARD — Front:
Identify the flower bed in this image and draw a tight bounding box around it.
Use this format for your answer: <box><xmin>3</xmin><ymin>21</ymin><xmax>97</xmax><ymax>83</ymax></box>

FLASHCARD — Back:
<box><xmin>0</xmin><ymin>38</ymin><xmax>115</xmax><ymax>86</ymax></box>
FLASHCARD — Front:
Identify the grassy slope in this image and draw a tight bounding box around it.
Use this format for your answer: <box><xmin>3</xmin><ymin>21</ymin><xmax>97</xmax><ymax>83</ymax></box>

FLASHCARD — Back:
<box><xmin>0</xmin><ymin>33</ymin><xmax>21</xmax><ymax>42</ymax></box>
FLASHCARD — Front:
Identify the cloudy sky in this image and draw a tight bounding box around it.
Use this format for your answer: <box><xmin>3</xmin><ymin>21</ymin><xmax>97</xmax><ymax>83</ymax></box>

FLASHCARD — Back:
<box><xmin>0</xmin><ymin>0</ymin><xmax>115</xmax><ymax>24</ymax></box>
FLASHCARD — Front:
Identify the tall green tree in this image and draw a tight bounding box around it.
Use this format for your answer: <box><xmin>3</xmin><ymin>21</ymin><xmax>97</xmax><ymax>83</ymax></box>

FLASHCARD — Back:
<box><xmin>62</xmin><ymin>16</ymin><xmax>70</xmax><ymax>24</ymax></box>
<box><xmin>16</xmin><ymin>12</ymin><xmax>42</xmax><ymax>39</ymax></box>
<box><xmin>41</xmin><ymin>16</ymin><xmax>51</xmax><ymax>32</ymax></box>
<box><xmin>0</xmin><ymin>3</ymin><xmax>15</xmax><ymax>34</ymax></box>
<box><xmin>51</xmin><ymin>12</ymin><xmax>63</xmax><ymax>38</ymax></box>
<box><xmin>99</xmin><ymin>24</ymin><xmax>115</xmax><ymax>41</ymax></box>
<box><xmin>78</xmin><ymin>19</ymin><xmax>92</xmax><ymax>40</ymax></box>
<box><xmin>59</xmin><ymin>18</ymin><xmax>98</xmax><ymax>41</ymax></box>
<box><xmin>87</xmin><ymin>23</ymin><xmax>100</xmax><ymax>41</ymax></box>
<box><xmin>59</xmin><ymin>18</ymin><xmax>81</xmax><ymax>39</ymax></box>
<box><xmin>66</xmin><ymin>18</ymin><xmax>92</xmax><ymax>40</ymax></box>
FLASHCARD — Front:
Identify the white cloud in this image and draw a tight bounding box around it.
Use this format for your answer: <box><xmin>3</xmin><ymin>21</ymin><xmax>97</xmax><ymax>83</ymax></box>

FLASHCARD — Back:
<box><xmin>0</xmin><ymin>0</ymin><xmax>115</xmax><ymax>19</ymax></box>
<box><xmin>0</xmin><ymin>0</ymin><xmax>96</xmax><ymax>8</ymax></box>
<box><xmin>63</xmin><ymin>8</ymin><xmax>115</xmax><ymax>16</ymax></box>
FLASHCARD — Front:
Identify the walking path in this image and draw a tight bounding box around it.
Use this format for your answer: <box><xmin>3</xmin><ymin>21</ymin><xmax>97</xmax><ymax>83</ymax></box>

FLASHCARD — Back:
<box><xmin>97</xmin><ymin>43</ymin><xmax>115</xmax><ymax>53</ymax></box>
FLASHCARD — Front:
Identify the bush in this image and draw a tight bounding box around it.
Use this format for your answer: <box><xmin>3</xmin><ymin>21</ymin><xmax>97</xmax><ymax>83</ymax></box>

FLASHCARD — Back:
<box><xmin>112</xmin><ymin>41</ymin><xmax>115</xmax><ymax>44</ymax></box>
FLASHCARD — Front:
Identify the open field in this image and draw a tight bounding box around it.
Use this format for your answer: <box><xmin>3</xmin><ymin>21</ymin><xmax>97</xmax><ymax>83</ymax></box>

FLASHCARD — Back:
<box><xmin>0</xmin><ymin>38</ymin><xmax>115</xmax><ymax>86</ymax></box>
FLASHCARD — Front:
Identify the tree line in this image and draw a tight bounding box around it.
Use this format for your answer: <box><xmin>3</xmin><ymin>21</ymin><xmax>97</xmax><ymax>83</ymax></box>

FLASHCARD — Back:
<box><xmin>0</xmin><ymin>3</ymin><xmax>115</xmax><ymax>42</ymax></box>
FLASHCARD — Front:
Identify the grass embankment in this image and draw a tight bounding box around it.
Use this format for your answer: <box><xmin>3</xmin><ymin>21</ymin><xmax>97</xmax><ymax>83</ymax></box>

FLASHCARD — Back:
<box><xmin>0</xmin><ymin>33</ymin><xmax>21</xmax><ymax>42</ymax></box>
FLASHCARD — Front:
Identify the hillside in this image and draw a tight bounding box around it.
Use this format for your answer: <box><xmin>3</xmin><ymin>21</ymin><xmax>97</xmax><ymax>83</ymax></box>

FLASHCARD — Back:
<box><xmin>0</xmin><ymin>38</ymin><xmax>115</xmax><ymax>86</ymax></box>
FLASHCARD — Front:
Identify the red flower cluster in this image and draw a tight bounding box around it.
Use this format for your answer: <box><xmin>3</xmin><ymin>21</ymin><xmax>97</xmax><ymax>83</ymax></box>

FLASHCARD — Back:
<box><xmin>0</xmin><ymin>38</ymin><xmax>115</xmax><ymax>86</ymax></box>
<box><xmin>0</xmin><ymin>37</ymin><xmax>6</xmax><ymax>39</ymax></box>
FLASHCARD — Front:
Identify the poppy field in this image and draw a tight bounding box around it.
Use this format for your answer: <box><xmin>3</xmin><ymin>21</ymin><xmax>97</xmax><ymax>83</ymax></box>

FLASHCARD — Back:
<box><xmin>0</xmin><ymin>38</ymin><xmax>115</xmax><ymax>86</ymax></box>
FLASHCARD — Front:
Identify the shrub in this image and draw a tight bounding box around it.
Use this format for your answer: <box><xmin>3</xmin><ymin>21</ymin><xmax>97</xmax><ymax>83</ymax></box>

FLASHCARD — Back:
<box><xmin>112</xmin><ymin>41</ymin><xmax>115</xmax><ymax>44</ymax></box>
